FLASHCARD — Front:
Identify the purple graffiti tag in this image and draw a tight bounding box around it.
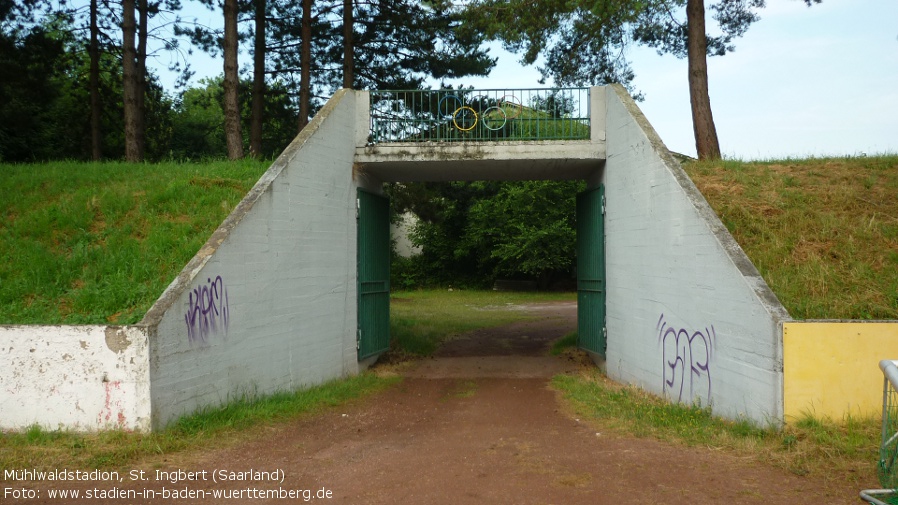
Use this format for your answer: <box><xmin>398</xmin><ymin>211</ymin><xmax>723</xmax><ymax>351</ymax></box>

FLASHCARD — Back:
<box><xmin>184</xmin><ymin>275</ymin><xmax>230</xmax><ymax>345</ymax></box>
<box><xmin>657</xmin><ymin>313</ymin><xmax>714</xmax><ymax>404</ymax></box>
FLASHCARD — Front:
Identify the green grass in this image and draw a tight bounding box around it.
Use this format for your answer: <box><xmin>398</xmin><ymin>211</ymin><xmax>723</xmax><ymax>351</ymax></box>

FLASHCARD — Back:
<box><xmin>549</xmin><ymin>331</ymin><xmax>578</xmax><ymax>356</ymax></box>
<box><xmin>3</xmin><ymin>156</ymin><xmax>894</xmax><ymax>324</ymax></box>
<box><xmin>553</xmin><ymin>369</ymin><xmax>880</xmax><ymax>486</ymax></box>
<box><xmin>684</xmin><ymin>155</ymin><xmax>898</xmax><ymax>319</ymax></box>
<box><xmin>389</xmin><ymin>289</ymin><xmax>576</xmax><ymax>356</ymax></box>
<box><xmin>0</xmin><ymin>372</ymin><xmax>397</xmax><ymax>471</ymax></box>
<box><xmin>0</xmin><ymin>160</ymin><xmax>269</xmax><ymax>324</ymax></box>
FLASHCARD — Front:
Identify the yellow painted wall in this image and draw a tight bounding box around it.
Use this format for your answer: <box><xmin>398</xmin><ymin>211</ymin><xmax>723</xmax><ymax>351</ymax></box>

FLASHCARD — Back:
<box><xmin>784</xmin><ymin>321</ymin><xmax>898</xmax><ymax>422</ymax></box>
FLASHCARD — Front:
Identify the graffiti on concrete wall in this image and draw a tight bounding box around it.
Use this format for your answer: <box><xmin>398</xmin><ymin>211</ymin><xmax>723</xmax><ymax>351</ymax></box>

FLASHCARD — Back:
<box><xmin>657</xmin><ymin>313</ymin><xmax>715</xmax><ymax>404</ymax></box>
<box><xmin>185</xmin><ymin>275</ymin><xmax>230</xmax><ymax>345</ymax></box>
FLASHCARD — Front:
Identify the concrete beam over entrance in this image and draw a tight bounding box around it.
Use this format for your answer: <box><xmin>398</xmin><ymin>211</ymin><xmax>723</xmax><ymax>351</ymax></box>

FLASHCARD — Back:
<box><xmin>354</xmin><ymin>88</ymin><xmax>607</xmax><ymax>182</ymax></box>
<box><xmin>356</xmin><ymin>141</ymin><xmax>605</xmax><ymax>182</ymax></box>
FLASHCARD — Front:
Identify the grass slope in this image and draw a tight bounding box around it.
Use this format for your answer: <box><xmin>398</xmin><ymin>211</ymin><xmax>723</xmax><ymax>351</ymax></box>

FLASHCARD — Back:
<box><xmin>0</xmin><ymin>160</ymin><xmax>269</xmax><ymax>324</ymax></box>
<box><xmin>1</xmin><ymin>157</ymin><xmax>895</xmax><ymax>324</ymax></box>
<box><xmin>684</xmin><ymin>156</ymin><xmax>898</xmax><ymax>320</ymax></box>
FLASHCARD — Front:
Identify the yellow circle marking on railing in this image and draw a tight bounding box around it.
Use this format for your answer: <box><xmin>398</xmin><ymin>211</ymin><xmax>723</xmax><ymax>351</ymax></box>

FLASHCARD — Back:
<box><xmin>452</xmin><ymin>106</ymin><xmax>478</xmax><ymax>131</ymax></box>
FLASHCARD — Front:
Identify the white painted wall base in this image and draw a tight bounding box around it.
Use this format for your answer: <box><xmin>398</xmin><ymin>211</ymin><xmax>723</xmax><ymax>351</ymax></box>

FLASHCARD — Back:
<box><xmin>0</xmin><ymin>325</ymin><xmax>150</xmax><ymax>431</ymax></box>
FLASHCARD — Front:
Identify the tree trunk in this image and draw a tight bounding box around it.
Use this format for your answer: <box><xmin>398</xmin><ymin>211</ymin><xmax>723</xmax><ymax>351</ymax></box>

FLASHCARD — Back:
<box><xmin>342</xmin><ymin>0</ymin><xmax>352</xmax><ymax>88</ymax></box>
<box><xmin>223</xmin><ymin>0</ymin><xmax>244</xmax><ymax>159</ymax></box>
<box><xmin>89</xmin><ymin>0</ymin><xmax>102</xmax><ymax>160</ymax></box>
<box><xmin>686</xmin><ymin>0</ymin><xmax>721</xmax><ymax>160</ymax></box>
<box><xmin>122</xmin><ymin>0</ymin><xmax>140</xmax><ymax>162</ymax></box>
<box><xmin>136</xmin><ymin>0</ymin><xmax>147</xmax><ymax>159</ymax></box>
<box><xmin>299</xmin><ymin>0</ymin><xmax>311</xmax><ymax>131</ymax></box>
<box><xmin>249</xmin><ymin>0</ymin><xmax>265</xmax><ymax>157</ymax></box>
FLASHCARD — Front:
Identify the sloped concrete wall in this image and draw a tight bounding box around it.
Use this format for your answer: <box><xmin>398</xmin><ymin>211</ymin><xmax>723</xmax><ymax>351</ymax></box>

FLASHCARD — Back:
<box><xmin>600</xmin><ymin>85</ymin><xmax>791</xmax><ymax>423</ymax></box>
<box><xmin>142</xmin><ymin>89</ymin><xmax>372</xmax><ymax>429</ymax></box>
<box><xmin>0</xmin><ymin>325</ymin><xmax>150</xmax><ymax>431</ymax></box>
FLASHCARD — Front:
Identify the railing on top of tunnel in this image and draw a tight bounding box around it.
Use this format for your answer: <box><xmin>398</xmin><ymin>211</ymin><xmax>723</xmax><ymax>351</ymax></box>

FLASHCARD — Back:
<box><xmin>368</xmin><ymin>88</ymin><xmax>590</xmax><ymax>144</ymax></box>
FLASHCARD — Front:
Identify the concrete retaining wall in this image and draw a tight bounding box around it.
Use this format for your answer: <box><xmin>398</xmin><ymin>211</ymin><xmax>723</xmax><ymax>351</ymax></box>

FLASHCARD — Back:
<box><xmin>141</xmin><ymin>89</ymin><xmax>371</xmax><ymax>429</ymax></box>
<box><xmin>0</xmin><ymin>325</ymin><xmax>150</xmax><ymax>431</ymax></box>
<box><xmin>600</xmin><ymin>85</ymin><xmax>791</xmax><ymax>423</ymax></box>
<box><xmin>784</xmin><ymin>321</ymin><xmax>898</xmax><ymax>421</ymax></box>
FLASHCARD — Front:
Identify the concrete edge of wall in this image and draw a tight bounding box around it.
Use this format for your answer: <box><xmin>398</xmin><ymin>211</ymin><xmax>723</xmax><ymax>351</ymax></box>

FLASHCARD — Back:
<box><xmin>607</xmin><ymin>84</ymin><xmax>791</xmax><ymax>325</ymax></box>
<box><xmin>141</xmin><ymin>89</ymin><xmax>351</xmax><ymax>329</ymax></box>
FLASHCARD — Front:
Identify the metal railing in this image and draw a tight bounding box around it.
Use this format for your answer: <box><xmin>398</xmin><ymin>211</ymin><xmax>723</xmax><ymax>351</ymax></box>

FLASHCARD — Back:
<box><xmin>368</xmin><ymin>88</ymin><xmax>590</xmax><ymax>144</ymax></box>
<box><xmin>860</xmin><ymin>360</ymin><xmax>898</xmax><ymax>505</ymax></box>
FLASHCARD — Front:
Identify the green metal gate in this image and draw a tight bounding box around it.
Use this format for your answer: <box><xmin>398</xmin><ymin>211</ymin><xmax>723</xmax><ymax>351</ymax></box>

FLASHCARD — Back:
<box><xmin>576</xmin><ymin>185</ymin><xmax>606</xmax><ymax>357</ymax></box>
<box><xmin>357</xmin><ymin>189</ymin><xmax>391</xmax><ymax>360</ymax></box>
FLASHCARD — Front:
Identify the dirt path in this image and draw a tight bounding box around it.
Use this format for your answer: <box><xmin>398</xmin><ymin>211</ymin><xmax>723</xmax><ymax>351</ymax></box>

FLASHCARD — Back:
<box><xmin>14</xmin><ymin>302</ymin><xmax>864</xmax><ymax>504</ymax></box>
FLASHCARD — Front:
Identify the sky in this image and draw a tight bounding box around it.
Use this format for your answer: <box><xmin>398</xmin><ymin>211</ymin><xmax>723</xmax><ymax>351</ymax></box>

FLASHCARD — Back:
<box><xmin>158</xmin><ymin>0</ymin><xmax>898</xmax><ymax>160</ymax></box>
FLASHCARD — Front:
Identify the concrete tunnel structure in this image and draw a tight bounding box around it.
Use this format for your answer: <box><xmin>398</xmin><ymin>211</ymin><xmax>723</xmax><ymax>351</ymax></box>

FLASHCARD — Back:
<box><xmin>0</xmin><ymin>85</ymin><xmax>793</xmax><ymax>431</ymax></box>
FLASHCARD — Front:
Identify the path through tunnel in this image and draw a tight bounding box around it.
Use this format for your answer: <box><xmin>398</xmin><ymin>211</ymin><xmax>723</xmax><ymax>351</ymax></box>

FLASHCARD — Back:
<box><xmin>356</xmin><ymin>164</ymin><xmax>607</xmax><ymax>371</ymax></box>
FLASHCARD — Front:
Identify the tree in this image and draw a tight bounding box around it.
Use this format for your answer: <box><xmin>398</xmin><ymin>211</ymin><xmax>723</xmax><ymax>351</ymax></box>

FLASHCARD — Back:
<box><xmin>249</xmin><ymin>0</ymin><xmax>265</xmax><ymax>156</ymax></box>
<box><xmin>463</xmin><ymin>0</ymin><xmax>821</xmax><ymax>160</ymax></box>
<box><xmin>0</xmin><ymin>11</ymin><xmax>174</xmax><ymax>161</ymax></box>
<box><xmin>297</xmin><ymin>0</ymin><xmax>311</xmax><ymax>130</ymax></box>
<box><xmin>135</xmin><ymin>0</ymin><xmax>149</xmax><ymax>157</ymax></box>
<box><xmin>462</xmin><ymin>180</ymin><xmax>583</xmax><ymax>288</ymax></box>
<box><xmin>89</xmin><ymin>0</ymin><xmax>102</xmax><ymax>159</ymax></box>
<box><xmin>342</xmin><ymin>0</ymin><xmax>352</xmax><ymax>88</ymax></box>
<box><xmin>389</xmin><ymin>179</ymin><xmax>583</xmax><ymax>289</ymax></box>
<box><xmin>266</xmin><ymin>0</ymin><xmax>495</xmax><ymax>126</ymax></box>
<box><xmin>222</xmin><ymin>0</ymin><xmax>243</xmax><ymax>159</ymax></box>
<box><xmin>686</xmin><ymin>0</ymin><xmax>719</xmax><ymax>159</ymax></box>
<box><xmin>176</xmin><ymin>0</ymin><xmax>493</xmax><ymax>143</ymax></box>
<box><xmin>122</xmin><ymin>0</ymin><xmax>140</xmax><ymax>161</ymax></box>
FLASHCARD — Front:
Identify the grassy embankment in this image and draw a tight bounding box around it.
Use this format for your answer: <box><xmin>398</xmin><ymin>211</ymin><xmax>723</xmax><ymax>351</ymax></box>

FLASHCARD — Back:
<box><xmin>2</xmin><ymin>156</ymin><xmax>895</xmax><ymax>323</ymax></box>
<box><xmin>0</xmin><ymin>160</ymin><xmax>269</xmax><ymax>324</ymax></box>
<box><xmin>684</xmin><ymin>155</ymin><xmax>898</xmax><ymax>320</ymax></box>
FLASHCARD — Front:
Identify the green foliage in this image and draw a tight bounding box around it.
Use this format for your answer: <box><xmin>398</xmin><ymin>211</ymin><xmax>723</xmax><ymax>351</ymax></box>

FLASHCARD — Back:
<box><xmin>463</xmin><ymin>180</ymin><xmax>583</xmax><ymax>287</ymax></box>
<box><xmin>169</xmin><ymin>79</ymin><xmax>228</xmax><ymax>158</ymax></box>
<box><xmin>461</xmin><ymin>0</ymin><xmax>641</xmax><ymax>89</ymax></box>
<box><xmin>461</xmin><ymin>0</ymin><xmax>806</xmax><ymax>94</ymax></box>
<box><xmin>0</xmin><ymin>14</ymin><xmax>173</xmax><ymax>162</ymax></box>
<box><xmin>391</xmin><ymin>180</ymin><xmax>582</xmax><ymax>289</ymax></box>
<box><xmin>389</xmin><ymin>181</ymin><xmax>498</xmax><ymax>288</ymax></box>
<box><xmin>0</xmin><ymin>160</ymin><xmax>269</xmax><ymax>324</ymax></box>
<box><xmin>169</xmin><ymin>77</ymin><xmax>296</xmax><ymax>160</ymax></box>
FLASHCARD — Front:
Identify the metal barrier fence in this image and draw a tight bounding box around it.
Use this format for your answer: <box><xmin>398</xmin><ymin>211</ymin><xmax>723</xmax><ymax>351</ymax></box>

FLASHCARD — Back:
<box><xmin>861</xmin><ymin>360</ymin><xmax>898</xmax><ymax>505</ymax></box>
<box><xmin>368</xmin><ymin>88</ymin><xmax>590</xmax><ymax>144</ymax></box>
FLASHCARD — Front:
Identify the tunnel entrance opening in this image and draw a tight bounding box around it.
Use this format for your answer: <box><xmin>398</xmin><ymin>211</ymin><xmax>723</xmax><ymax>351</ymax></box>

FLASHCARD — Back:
<box><xmin>356</xmin><ymin>170</ymin><xmax>606</xmax><ymax>366</ymax></box>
